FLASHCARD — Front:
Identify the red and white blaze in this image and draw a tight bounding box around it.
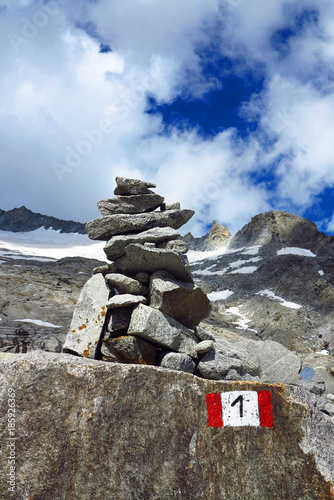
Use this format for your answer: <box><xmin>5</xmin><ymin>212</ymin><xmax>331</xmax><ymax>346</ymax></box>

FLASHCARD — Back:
<box><xmin>206</xmin><ymin>390</ymin><xmax>274</xmax><ymax>428</ymax></box>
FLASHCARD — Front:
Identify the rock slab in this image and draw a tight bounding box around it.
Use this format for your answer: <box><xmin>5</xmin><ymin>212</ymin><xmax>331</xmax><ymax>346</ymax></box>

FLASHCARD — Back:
<box><xmin>0</xmin><ymin>352</ymin><xmax>333</xmax><ymax>500</ymax></box>
<box><xmin>85</xmin><ymin>209</ymin><xmax>195</xmax><ymax>240</ymax></box>
<box><xmin>149</xmin><ymin>271</ymin><xmax>211</xmax><ymax>327</ymax></box>
<box><xmin>128</xmin><ymin>304</ymin><xmax>199</xmax><ymax>356</ymax></box>
<box><xmin>63</xmin><ymin>274</ymin><xmax>110</xmax><ymax>358</ymax></box>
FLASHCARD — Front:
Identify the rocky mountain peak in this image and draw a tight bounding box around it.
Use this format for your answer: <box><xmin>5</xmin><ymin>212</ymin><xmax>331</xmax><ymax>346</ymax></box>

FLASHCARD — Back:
<box><xmin>183</xmin><ymin>221</ymin><xmax>232</xmax><ymax>251</ymax></box>
<box><xmin>230</xmin><ymin>210</ymin><xmax>334</xmax><ymax>256</ymax></box>
<box><xmin>0</xmin><ymin>206</ymin><xmax>86</xmax><ymax>234</ymax></box>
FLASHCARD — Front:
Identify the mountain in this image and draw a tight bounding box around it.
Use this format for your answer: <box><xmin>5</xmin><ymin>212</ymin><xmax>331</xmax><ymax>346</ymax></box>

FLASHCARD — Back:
<box><xmin>0</xmin><ymin>209</ymin><xmax>333</xmax><ymax>395</ymax></box>
<box><xmin>0</xmin><ymin>206</ymin><xmax>86</xmax><ymax>234</ymax></box>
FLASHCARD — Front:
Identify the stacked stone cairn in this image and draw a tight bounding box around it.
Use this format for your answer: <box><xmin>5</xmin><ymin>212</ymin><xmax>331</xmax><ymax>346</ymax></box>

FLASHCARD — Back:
<box><xmin>63</xmin><ymin>177</ymin><xmax>214</xmax><ymax>374</ymax></box>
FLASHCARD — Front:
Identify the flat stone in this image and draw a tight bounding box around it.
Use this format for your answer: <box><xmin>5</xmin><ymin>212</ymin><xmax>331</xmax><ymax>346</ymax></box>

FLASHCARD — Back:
<box><xmin>128</xmin><ymin>304</ymin><xmax>199</xmax><ymax>356</ymax></box>
<box><xmin>149</xmin><ymin>271</ymin><xmax>210</xmax><ymax>327</ymax></box>
<box><xmin>116</xmin><ymin>244</ymin><xmax>193</xmax><ymax>283</ymax></box>
<box><xmin>159</xmin><ymin>352</ymin><xmax>196</xmax><ymax>374</ymax></box>
<box><xmin>106</xmin><ymin>307</ymin><xmax>133</xmax><ymax>337</ymax></box>
<box><xmin>193</xmin><ymin>340</ymin><xmax>214</xmax><ymax>355</ymax></box>
<box><xmin>106</xmin><ymin>294</ymin><xmax>147</xmax><ymax>309</ymax></box>
<box><xmin>194</xmin><ymin>326</ymin><xmax>215</xmax><ymax>341</ymax></box>
<box><xmin>161</xmin><ymin>201</ymin><xmax>181</xmax><ymax>211</ymax></box>
<box><xmin>104</xmin><ymin>227</ymin><xmax>180</xmax><ymax>261</ymax></box>
<box><xmin>114</xmin><ymin>176</ymin><xmax>156</xmax><ymax>195</ymax></box>
<box><xmin>86</xmin><ymin>209</ymin><xmax>195</xmax><ymax>241</ymax></box>
<box><xmin>93</xmin><ymin>262</ymin><xmax>117</xmax><ymax>275</ymax></box>
<box><xmin>105</xmin><ymin>273</ymin><xmax>148</xmax><ymax>295</ymax></box>
<box><xmin>97</xmin><ymin>193</ymin><xmax>164</xmax><ymax>215</ymax></box>
<box><xmin>196</xmin><ymin>339</ymin><xmax>259</xmax><ymax>381</ymax></box>
<box><xmin>158</xmin><ymin>240</ymin><xmax>188</xmax><ymax>253</ymax></box>
<box><xmin>101</xmin><ymin>335</ymin><xmax>157</xmax><ymax>365</ymax></box>
<box><xmin>63</xmin><ymin>274</ymin><xmax>110</xmax><ymax>358</ymax></box>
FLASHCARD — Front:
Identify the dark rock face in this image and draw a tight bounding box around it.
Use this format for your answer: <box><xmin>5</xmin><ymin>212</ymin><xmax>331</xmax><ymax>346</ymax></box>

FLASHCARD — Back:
<box><xmin>0</xmin><ymin>352</ymin><xmax>333</xmax><ymax>500</ymax></box>
<box><xmin>0</xmin><ymin>206</ymin><xmax>86</xmax><ymax>233</ymax></box>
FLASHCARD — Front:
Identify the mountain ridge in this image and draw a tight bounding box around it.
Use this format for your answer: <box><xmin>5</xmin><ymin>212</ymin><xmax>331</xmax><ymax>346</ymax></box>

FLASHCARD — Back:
<box><xmin>0</xmin><ymin>206</ymin><xmax>86</xmax><ymax>234</ymax></box>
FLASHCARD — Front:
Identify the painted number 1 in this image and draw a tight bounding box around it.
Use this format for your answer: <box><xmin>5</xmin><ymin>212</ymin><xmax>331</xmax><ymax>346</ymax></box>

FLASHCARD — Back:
<box><xmin>231</xmin><ymin>395</ymin><xmax>244</xmax><ymax>418</ymax></box>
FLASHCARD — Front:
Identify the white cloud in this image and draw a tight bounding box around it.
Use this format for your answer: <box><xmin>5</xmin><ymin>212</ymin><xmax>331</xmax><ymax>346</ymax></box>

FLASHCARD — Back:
<box><xmin>1</xmin><ymin>0</ymin><xmax>334</xmax><ymax>237</ymax></box>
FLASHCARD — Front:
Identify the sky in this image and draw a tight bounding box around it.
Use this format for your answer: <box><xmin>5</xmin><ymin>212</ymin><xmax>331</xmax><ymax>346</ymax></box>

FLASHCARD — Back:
<box><xmin>1</xmin><ymin>0</ymin><xmax>334</xmax><ymax>237</ymax></box>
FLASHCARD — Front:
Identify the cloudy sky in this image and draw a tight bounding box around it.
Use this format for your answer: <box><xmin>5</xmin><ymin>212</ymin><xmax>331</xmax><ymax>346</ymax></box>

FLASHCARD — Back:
<box><xmin>1</xmin><ymin>0</ymin><xmax>334</xmax><ymax>236</ymax></box>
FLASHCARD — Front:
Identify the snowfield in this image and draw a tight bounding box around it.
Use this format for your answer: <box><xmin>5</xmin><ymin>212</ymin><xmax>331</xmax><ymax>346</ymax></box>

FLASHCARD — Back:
<box><xmin>0</xmin><ymin>228</ymin><xmax>106</xmax><ymax>261</ymax></box>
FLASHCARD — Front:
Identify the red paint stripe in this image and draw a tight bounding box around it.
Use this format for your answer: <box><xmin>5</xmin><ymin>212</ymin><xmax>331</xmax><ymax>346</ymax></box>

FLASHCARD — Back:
<box><xmin>206</xmin><ymin>393</ymin><xmax>223</xmax><ymax>427</ymax></box>
<box><xmin>258</xmin><ymin>391</ymin><xmax>274</xmax><ymax>428</ymax></box>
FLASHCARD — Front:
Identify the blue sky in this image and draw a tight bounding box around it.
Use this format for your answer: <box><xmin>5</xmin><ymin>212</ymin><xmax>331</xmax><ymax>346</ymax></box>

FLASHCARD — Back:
<box><xmin>1</xmin><ymin>0</ymin><xmax>334</xmax><ymax>237</ymax></box>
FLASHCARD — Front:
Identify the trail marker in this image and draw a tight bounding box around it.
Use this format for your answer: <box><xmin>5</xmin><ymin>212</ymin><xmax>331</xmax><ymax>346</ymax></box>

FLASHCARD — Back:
<box><xmin>206</xmin><ymin>390</ymin><xmax>273</xmax><ymax>428</ymax></box>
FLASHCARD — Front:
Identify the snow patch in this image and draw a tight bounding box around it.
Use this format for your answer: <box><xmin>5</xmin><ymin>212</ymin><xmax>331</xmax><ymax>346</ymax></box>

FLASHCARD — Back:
<box><xmin>257</xmin><ymin>289</ymin><xmax>302</xmax><ymax>309</ymax></box>
<box><xmin>193</xmin><ymin>268</ymin><xmax>229</xmax><ymax>276</ymax></box>
<box><xmin>277</xmin><ymin>247</ymin><xmax>316</xmax><ymax>257</ymax></box>
<box><xmin>240</xmin><ymin>246</ymin><xmax>262</xmax><ymax>256</ymax></box>
<box><xmin>0</xmin><ymin>259</ymin><xmax>5</xmax><ymax>264</ymax></box>
<box><xmin>230</xmin><ymin>266</ymin><xmax>258</xmax><ymax>274</ymax></box>
<box><xmin>0</xmin><ymin>228</ymin><xmax>106</xmax><ymax>261</ymax></box>
<box><xmin>208</xmin><ymin>290</ymin><xmax>234</xmax><ymax>301</ymax></box>
<box><xmin>315</xmin><ymin>350</ymin><xmax>329</xmax><ymax>356</ymax></box>
<box><xmin>319</xmin><ymin>270</ymin><xmax>324</xmax><ymax>276</ymax></box>
<box><xmin>13</xmin><ymin>319</ymin><xmax>62</xmax><ymax>328</ymax></box>
<box><xmin>224</xmin><ymin>306</ymin><xmax>258</xmax><ymax>333</ymax></box>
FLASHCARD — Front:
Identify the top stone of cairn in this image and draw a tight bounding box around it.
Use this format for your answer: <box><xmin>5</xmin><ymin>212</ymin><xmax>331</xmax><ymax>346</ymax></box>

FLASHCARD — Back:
<box><xmin>114</xmin><ymin>176</ymin><xmax>156</xmax><ymax>196</ymax></box>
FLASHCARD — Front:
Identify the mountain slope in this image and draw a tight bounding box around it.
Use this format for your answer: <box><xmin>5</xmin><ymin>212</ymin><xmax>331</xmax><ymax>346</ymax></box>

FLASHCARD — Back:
<box><xmin>0</xmin><ymin>206</ymin><xmax>86</xmax><ymax>234</ymax></box>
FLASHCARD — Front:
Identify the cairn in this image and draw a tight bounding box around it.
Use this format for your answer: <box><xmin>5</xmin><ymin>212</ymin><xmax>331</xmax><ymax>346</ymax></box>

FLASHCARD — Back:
<box><xmin>63</xmin><ymin>177</ymin><xmax>213</xmax><ymax>374</ymax></box>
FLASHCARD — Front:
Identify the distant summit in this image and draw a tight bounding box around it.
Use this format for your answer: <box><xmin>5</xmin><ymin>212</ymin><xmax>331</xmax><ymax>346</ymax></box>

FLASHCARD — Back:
<box><xmin>230</xmin><ymin>211</ymin><xmax>334</xmax><ymax>257</ymax></box>
<box><xmin>0</xmin><ymin>206</ymin><xmax>86</xmax><ymax>234</ymax></box>
<box><xmin>184</xmin><ymin>221</ymin><xmax>232</xmax><ymax>251</ymax></box>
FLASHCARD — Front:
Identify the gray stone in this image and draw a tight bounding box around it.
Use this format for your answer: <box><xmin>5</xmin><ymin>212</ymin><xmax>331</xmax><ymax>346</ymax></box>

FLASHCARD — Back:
<box><xmin>106</xmin><ymin>307</ymin><xmax>132</xmax><ymax>336</ymax></box>
<box><xmin>104</xmin><ymin>227</ymin><xmax>180</xmax><ymax>261</ymax></box>
<box><xmin>86</xmin><ymin>209</ymin><xmax>195</xmax><ymax>241</ymax></box>
<box><xmin>114</xmin><ymin>176</ymin><xmax>156</xmax><ymax>195</ymax></box>
<box><xmin>97</xmin><ymin>193</ymin><xmax>164</xmax><ymax>215</ymax></box>
<box><xmin>106</xmin><ymin>294</ymin><xmax>147</xmax><ymax>309</ymax></box>
<box><xmin>159</xmin><ymin>352</ymin><xmax>196</xmax><ymax>374</ymax></box>
<box><xmin>161</xmin><ymin>201</ymin><xmax>181</xmax><ymax>210</ymax></box>
<box><xmin>128</xmin><ymin>304</ymin><xmax>199</xmax><ymax>356</ymax></box>
<box><xmin>101</xmin><ymin>335</ymin><xmax>157</xmax><ymax>365</ymax></box>
<box><xmin>196</xmin><ymin>339</ymin><xmax>259</xmax><ymax>380</ymax></box>
<box><xmin>0</xmin><ymin>352</ymin><xmax>333</xmax><ymax>499</ymax></box>
<box><xmin>105</xmin><ymin>273</ymin><xmax>148</xmax><ymax>295</ymax></box>
<box><xmin>116</xmin><ymin>244</ymin><xmax>193</xmax><ymax>283</ymax></box>
<box><xmin>63</xmin><ymin>274</ymin><xmax>110</xmax><ymax>358</ymax></box>
<box><xmin>158</xmin><ymin>239</ymin><xmax>188</xmax><ymax>253</ymax></box>
<box><xmin>239</xmin><ymin>339</ymin><xmax>326</xmax><ymax>395</ymax></box>
<box><xmin>92</xmin><ymin>262</ymin><xmax>117</xmax><ymax>275</ymax></box>
<box><xmin>135</xmin><ymin>272</ymin><xmax>150</xmax><ymax>285</ymax></box>
<box><xmin>149</xmin><ymin>271</ymin><xmax>210</xmax><ymax>327</ymax></box>
<box><xmin>193</xmin><ymin>340</ymin><xmax>214</xmax><ymax>355</ymax></box>
<box><xmin>194</xmin><ymin>326</ymin><xmax>215</xmax><ymax>341</ymax></box>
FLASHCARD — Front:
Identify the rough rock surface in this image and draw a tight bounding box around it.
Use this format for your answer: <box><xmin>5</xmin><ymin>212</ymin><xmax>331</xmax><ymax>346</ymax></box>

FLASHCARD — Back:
<box><xmin>62</xmin><ymin>274</ymin><xmax>110</xmax><ymax>358</ymax></box>
<box><xmin>128</xmin><ymin>304</ymin><xmax>199</xmax><ymax>355</ymax></box>
<box><xmin>114</xmin><ymin>176</ymin><xmax>156</xmax><ymax>195</ymax></box>
<box><xmin>0</xmin><ymin>352</ymin><xmax>333</xmax><ymax>500</ymax></box>
<box><xmin>101</xmin><ymin>335</ymin><xmax>157</xmax><ymax>364</ymax></box>
<box><xmin>106</xmin><ymin>294</ymin><xmax>147</xmax><ymax>309</ymax></box>
<box><xmin>104</xmin><ymin>227</ymin><xmax>180</xmax><ymax>261</ymax></box>
<box><xmin>105</xmin><ymin>307</ymin><xmax>133</xmax><ymax>336</ymax></box>
<box><xmin>85</xmin><ymin>209</ymin><xmax>195</xmax><ymax>240</ymax></box>
<box><xmin>159</xmin><ymin>351</ymin><xmax>196</xmax><ymax>374</ymax></box>
<box><xmin>115</xmin><ymin>244</ymin><xmax>193</xmax><ymax>283</ymax></box>
<box><xmin>97</xmin><ymin>193</ymin><xmax>164</xmax><ymax>215</ymax></box>
<box><xmin>149</xmin><ymin>271</ymin><xmax>211</xmax><ymax>328</ymax></box>
<box><xmin>105</xmin><ymin>273</ymin><xmax>148</xmax><ymax>295</ymax></box>
<box><xmin>196</xmin><ymin>339</ymin><xmax>259</xmax><ymax>381</ymax></box>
